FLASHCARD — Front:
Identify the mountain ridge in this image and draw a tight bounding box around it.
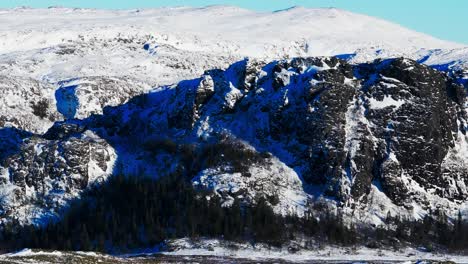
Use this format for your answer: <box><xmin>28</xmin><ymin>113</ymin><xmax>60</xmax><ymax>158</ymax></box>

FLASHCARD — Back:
<box><xmin>1</xmin><ymin>56</ymin><xmax>466</xmax><ymax>228</ymax></box>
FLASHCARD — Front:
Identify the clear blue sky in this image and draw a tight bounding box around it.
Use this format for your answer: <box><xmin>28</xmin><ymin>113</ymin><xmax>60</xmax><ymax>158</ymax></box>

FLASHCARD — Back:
<box><xmin>2</xmin><ymin>0</ymin><xmax>466</xmax><ymax>44</ymax></box>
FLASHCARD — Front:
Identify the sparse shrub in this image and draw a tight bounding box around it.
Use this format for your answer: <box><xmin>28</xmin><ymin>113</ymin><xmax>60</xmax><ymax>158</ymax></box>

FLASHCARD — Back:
<box><xmin>267</xmin><ymin>193</ymin><xmax>280</xmax><ymax>206</ymax></box>
<box><xmin>201</xmin><ymin>138</ymin><xmax>269</xmax><ymax>174</ymax></box>
<box><xmin>143</xmin><ymin>137</ymin><xmax>178</xmax><ymax>154</ymax></box>
<box><xmin>30</xmin><ymin>99</ymin><xmax>49</xmax><ymax>119</ymax></box>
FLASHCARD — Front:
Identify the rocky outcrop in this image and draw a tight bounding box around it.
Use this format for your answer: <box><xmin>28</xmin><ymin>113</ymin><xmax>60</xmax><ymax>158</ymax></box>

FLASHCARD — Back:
<box><xmin>0</xmin><ymin>56</ymin><xmax>466</xmax><ymax>227</ymax></box>
<box><xmin>0</xmin><ymin>76</ymin><xmax>60</xmax><ymax>134</ymax></box>
<box><xmin>154</xmin><ymin>57</ymin><xmax>466</xmax><ymax>209</ymax></box>
<box><xmin>359</xmin><ymin>59</ymin><xmax>465</xmax><ymax>204</ymax></box>
<box><xmin>0</xmin><ymin>130</ymin><xmax>116</xmax><ymax>225</ymax></box>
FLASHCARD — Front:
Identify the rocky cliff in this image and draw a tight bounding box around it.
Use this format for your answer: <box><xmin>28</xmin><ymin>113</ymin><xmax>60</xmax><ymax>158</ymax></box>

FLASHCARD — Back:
<box><xmin>0</xmin><ymin>56</ymin><xmax>466</xmax><ymax>228</ymax></box>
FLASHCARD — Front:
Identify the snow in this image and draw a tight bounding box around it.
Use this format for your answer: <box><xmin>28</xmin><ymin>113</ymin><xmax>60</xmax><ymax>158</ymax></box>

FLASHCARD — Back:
<box><xmin>4</xmin><ymin>242</ymin><xmax>468</xmax><ymax>263</ymax></box>
<box><xmin>162</xmin><ymin>238</ymin><xmax>468</xmax><ymax>263</ymax></box>
<box><xmin>0</xmin><ymin>174</ymin><xmax>20</xmax><ymax>214</ymax></box>
<box><xmin>342</xmin><ymin>93</ymin><xmax>378</xmax><ymax>202</ymax></box>
<box><xmin>381</xmin><ymin>76</ymin><xmax>404</xmax><ymax>83</ymax></box>
<box><xmin>0</xmin><ymin>5</ymin><xmax>466</xmax><ymax>134</ymax></box>
<box><xmin>345</xmin><ymin>98</ymin><xmax>366</xmax><ymax>160</ymax></box>
<box><xmin>0</xmin><ymin>77</ymin><xmax>59</xmax><ymax>133</ymax></box>
<box><xmin>343</xmin><ymin>98</ymin><xmax>364</xmax><ymax>192</ymax></box>
<box><xmin>86</xmin><ymin>132</ymin><xmax>117</xmax><ymax>183</ymax></box>
<box><xmin>0</xmin><ymin>6</ymin><xmax>467</xmax><ymax>85</ymax></box>
<box><xmin>224</xmin><ymin>84</ymin><xmax>243</xmax><ymax>109</ymax></box>
<box><xmin>368</xmin><ymin>96</ymin><xmax>406</xmax><ymax>109</ymax></box>
<box><xmin>4</xmin><ymin>248</ymin><xmax>63</xmax><ymax>257</ymax></box>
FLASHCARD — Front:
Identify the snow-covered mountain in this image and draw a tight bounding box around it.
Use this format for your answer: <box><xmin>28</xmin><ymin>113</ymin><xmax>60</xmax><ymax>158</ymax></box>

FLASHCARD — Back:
<box><xmin>0</xmin><ymin>6</ymin><xmax>467</xmax><ymax>229</ymax></box>
<box><xmin>0</xmin><ymin>5</ymin><xmax>467</xmax><ymax>134</ymax></box>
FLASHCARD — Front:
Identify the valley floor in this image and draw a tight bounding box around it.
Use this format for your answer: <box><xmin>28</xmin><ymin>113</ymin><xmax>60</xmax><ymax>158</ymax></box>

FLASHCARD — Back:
<box><xmin>2</xmin><ymin>239</ymin><xmax>468</xmax><ymax>264</ymax></box>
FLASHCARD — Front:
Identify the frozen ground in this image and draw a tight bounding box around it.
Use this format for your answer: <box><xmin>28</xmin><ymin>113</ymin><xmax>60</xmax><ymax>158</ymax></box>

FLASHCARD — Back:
<box><xmin>1</xmin><ymin>240</ymin><xmax>467</xmax><ymax>264</ymax></box>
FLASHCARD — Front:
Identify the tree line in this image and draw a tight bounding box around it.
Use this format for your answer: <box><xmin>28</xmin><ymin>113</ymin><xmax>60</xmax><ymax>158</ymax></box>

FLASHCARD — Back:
<box><xmin>1</xmin><ymin>136</ymin><xmax>468</xmax><ymax>253</ymax></box>
<box><xmin>0</xmin><ymin>170</ymin><xmax>358</xmax><ymax>253</ymax></box>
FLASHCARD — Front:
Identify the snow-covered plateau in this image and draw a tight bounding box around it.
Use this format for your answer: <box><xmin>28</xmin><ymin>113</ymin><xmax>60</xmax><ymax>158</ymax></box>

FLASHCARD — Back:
<box><xmin>0</xmin><ymin>5</ymin><xmax>467</xmax><ymax>259</ymax></box>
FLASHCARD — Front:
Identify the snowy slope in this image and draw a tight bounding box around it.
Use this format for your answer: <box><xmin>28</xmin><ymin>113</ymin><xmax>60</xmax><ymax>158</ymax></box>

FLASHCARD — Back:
<box><xmin>0</xmin><ymin>5</ymin><xmax>466</xmax><ymax>134</ymax></box>
<box><xmin>0</xmin><ymin>6</ymin><xmax>465</xmax><ymax>55</ymax></box>
<box><xmin>0</xmin><ymin>6</ymin><xmax>467</xmax><ymax>84</ymax></box>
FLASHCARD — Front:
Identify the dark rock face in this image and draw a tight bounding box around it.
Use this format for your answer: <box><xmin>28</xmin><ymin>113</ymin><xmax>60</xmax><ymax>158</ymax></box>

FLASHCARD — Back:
<box><xmin>127</xmin><ymin>56</ymin><xmax>465</xmax><ymax>207</ymax></box>
<box><xmin>158</xmin><ymin>57</ymin><xmax>466</xmax><ymax>206</ymax></box>
<box><xmin>0</xmin><ymin>56</ymin><xmax>466</xmax><ymax>226</ymax></box>
<box><xmin>359</xmin><ymin>59</ymin><xmax>464</xmax><ymax>203</ymax></box>
<box><xmin>0</xmin><ymin>130</ymin><xmax>115</xmax><ymax>224</ymax></box>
